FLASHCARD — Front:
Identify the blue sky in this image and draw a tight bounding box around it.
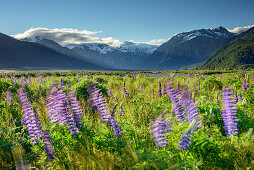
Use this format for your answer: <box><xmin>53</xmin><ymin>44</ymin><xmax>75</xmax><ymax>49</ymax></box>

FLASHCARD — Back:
<box><xmin>1</xmin><ymin>0</ymin><xmax>254</xmax><ymax>44</ymax></box>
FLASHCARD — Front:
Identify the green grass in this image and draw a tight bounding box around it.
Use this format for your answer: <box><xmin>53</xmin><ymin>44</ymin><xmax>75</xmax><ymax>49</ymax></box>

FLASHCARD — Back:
<box><xmin>0</xmin><ymin>70</ymin><xmax>254</xmax><ymax>169</ymax></box>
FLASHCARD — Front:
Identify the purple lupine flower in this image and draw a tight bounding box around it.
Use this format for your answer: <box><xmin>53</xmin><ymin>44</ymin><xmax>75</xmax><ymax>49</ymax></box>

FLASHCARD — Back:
<box><xmin>39</xmin><ymin>86</ymin><xmax>42</xmax><ymax>92</ymax></box>
<box><xmin>222</xmin><ymin>88</ymin><xmax>239</xmax><ymax>137</ymax></box>
<box><xmin>86</xmin><ymin>84</ymin><xmax>110</xmax><ymax>122</ymax></box>
<box><xmin>178</xmin><ymin>131</ymin><xmax>192</xmax><ymax>150</ymax></box>
<box><xmin>178</xmin><ymin>119</ymin><xmax>196</xmax><ymax>150</ymax></box>
<box><xmin>18</xmin><ymin>88</ymin><xmax>44</xmax><ymax>144</ymax></box>
<box><xmin>40</xmin><ymin>76</ymin><xmax>44</xmax><ymax>84</ymax></box>
<box><xmin>139</xmin><ymin>84</ymin><xmax>143</xmax><ymax>92</ymax></box>
<box><xmin>150</xmin><ymin>114</ymin><xmax>173</xmax><ymax>147</ymax></box>
<box><xmin>181</xmin><ymin>90</ymin><xmax>200</xmax><ymax>131</ymax></box>
<box><xmin>239</xmin><ymin>93</ymin><xmax>242</xmax><ymax>102</ymax></box>
<box><xmin>108</xmin><ymin>104</ymin><xmax>124</xmax><ymax>137</ymax></box>
<box><xmin>20</xmin><ymin>77</ymin><xmax>27</xmax><ymax>86</ymax></box>
<box><xmin>123</xmin><ymin>81</ymin><xmax>130</xmax><ymax>97</ymax></box>
<box><xmin>242</xmin><ymin>79</ymin><xmax>247</xmax><ymax>93</ymax></box>
<box><xmin>46</xmin><ymin>86</ymin><xmax>79</xmax><ymax>135</ymax></box>
<box><xmin>158</xmin><ymin>82</ymin><xmax>162</xmax><ymax>97</ymax></box>
<box><xmin>213</xmin><ymin>86</ymin><xmax>216</xmax><ymax>91</ymax></box>
<box><xmin>60</xmin><ymin>79</ymin><xmax>64</xmax><ymax>88</ymax></box>
<box><xmin>167</xmin><ymin>84</ymin><xmax>186</xmax><ymax>125</ymax></box>
<box><xmin>28</xmin><ymin>76</ymin><xmax>31</xmax><ymax>84</ymax></box>
<box><xmin>7</xmin><ymin>88</ymin><xmax>12</xmax><ymax>104</ymax></box>
<box><xmin>119</xmin><ymin>103</ymin><xmax>125</xmax><ymax>116</ymax></box>
<box><xmin>42</xmin><ymin>130</ymin><xmax>55</xmax><ymax>161</ymax></box>
<box><xmin>108</xmin><ymin>88</ymin><xmax>115</xmax><ymax>99</ymax></box>
<box><xmin>198</xmin><ymin>82</ymin><xmax>200</xmax><ymax>90</ymax></box>
<box><xmin>188</xmin><ymin>72</ymin><xmax>192</xmax><ymax>78</ymax></box>
<box><xmin>67</xmin><ymin>92</ymin><xmax>83</xmax><ymax>128</ymax></box>
<box><xmin>11</xmin><ymin>77</ymin><xmax>16</xmax><ymax>85</ymax></box>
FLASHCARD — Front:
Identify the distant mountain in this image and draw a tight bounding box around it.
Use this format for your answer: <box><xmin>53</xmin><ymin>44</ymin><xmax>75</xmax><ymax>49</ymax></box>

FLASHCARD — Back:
<box><xmin>21</xmin><ymin>37</ymin><xmax>158</xmax><ymax>70</ymax></box>
<box><xmin>0</xmin><ymin>33</ymin><xmax>103</xmax><ymax>70</ymax></box>
<box><xmin>202</xmin><ymin>32</ymin><xmax>254</xmax><ymax>69</ymax></box>
<box><xmin>145</xmin><ymin>26</ymin><xmax>237</xmax><ymax>70</ymax></box>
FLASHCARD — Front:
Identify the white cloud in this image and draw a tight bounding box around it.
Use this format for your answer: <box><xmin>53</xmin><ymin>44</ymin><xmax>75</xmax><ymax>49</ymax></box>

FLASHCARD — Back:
<box><xmin>227</xmin><ymin>25</ymin><xmax>254</xmax><ymax>34</ymax></box>
<box><xmin>12</xmin><ymin>27</ymin><xmax>166</xmax><ymax>47</ymax></box>
<box><xmin>13</xmin><ymin>27</ymin><xmax>123</xmax><ymax>47</ymax></box>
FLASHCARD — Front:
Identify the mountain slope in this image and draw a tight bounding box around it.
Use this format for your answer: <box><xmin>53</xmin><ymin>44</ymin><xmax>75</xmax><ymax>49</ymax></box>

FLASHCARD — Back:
<box><xmin>202</xmin><ymin>32</ymin><xmax>254</xmax><ymax>69</ymax></box>
<box><xmin>20</xmin><ymin>37</ymin><xmax>158</xmax><ymax>70</ymax></box>
<box><xmin>145</xmin><ymin>26</ymin><xmax>236</xmax><ymax>70</ymax></box>
<box><xmin>0</xmin><ymin>33</ymin><xmax>103</xmax><ymax>70</ymax></box>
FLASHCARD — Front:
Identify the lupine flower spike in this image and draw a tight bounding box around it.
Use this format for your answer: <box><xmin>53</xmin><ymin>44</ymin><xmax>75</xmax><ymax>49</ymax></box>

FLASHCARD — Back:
<box><xmin>86</xmin><ymin>84</ymin><xmax>110</xmax><ymax>122</ymax></box>
<box><xmin>242</xmin><ymin>79</ymin><xmax>247</xmax><ymax>93</ymax></box>
<box><xmin>119</xmin><ymin>103</ymin><xmax>125</xmax><ymax>116</ymax></box>
<box><xmin>108</xmin><ymin>103</ymin><xmax>124</xmax><ymax>137</ymax></box>
<box><xmin>108</xmin><ymin>88</ymin><xmax>115</xmax><ymax>99</ymax></box>
<box><xmin>178</xmin><ymin>119</ymin><xmax>196</xmax><ymax>150</ymax></box>
<box><xmin>18</xmin><ymin>88</ymin><xmax>44</xmax><ymax>144</ymax></box>
<box><xmin>158</xmin><ymin>82</ymin><xmax>162</xmax><ymax>97</ymax></box>
<box><xmin>221</xmin><ymin>88</ymin><xmax>239</xmax><ymax>137</ymax></box>
<box><xmin>123</xmin><ymin>81</ymin><xmax>130</xmax><ymax>97</ymax></box>
<box><xmin>150</xmin><ymin>114</ymin><xmax>173</xmax><ymax>147</ymax></box>
<box><xmin>7</xmin><ymin>88</ymin><xmax>12</xmax><ymax>104</ymax></box>
<box><xmin>167</xmin><ymin>83</ymin><xmax>186</xmax><ymax>125</ymax></box>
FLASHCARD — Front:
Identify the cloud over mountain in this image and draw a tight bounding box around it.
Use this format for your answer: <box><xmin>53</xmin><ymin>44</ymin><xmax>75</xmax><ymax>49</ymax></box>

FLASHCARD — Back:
<box><xmin>227</xmin><ymin>25</ymin><xmax>254</xmax><ymax>34</ymax></box>
<box><xmin>12</xmin><ymin>27</ymin><xmax>165</xmax><ymax>47</ymax></box>
<box><xmin>13</xmin><ymin>27</ymin><xmax>123</xmax><ymax>47</ymax></box>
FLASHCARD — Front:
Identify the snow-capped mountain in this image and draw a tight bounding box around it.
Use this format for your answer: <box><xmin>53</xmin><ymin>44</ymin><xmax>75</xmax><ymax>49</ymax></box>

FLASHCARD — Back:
<box><xmin>173</xmin><ymin>26</ymin><xmax>236</xmax><ymax>43</ymax></box>
<box><xmin>15</xmin><ymin>25</ymin><xmax>254</xmax><ymax>70</ymax></box>
<box><xmin>65</xmin><ymin>41</ymin><xmax>158</xmax><ymax>54</ymax></box>
<box><xmin>117</xmin><ymin>41</ymin><xmax>158</xmax><ymax>54</ymax></box>
<box><xmin>146</xmin><ymin>26</ymin><xmax>238</xmax><ymax>70</ymax></box>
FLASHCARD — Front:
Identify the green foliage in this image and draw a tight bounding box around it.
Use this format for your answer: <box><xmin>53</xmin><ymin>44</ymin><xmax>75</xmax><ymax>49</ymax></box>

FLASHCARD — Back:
<box><xmin>0</xmin><ymin>70</ymin><xmax>253</xmax><ymax>169</ymax></box>
<box><xmin>203</xmin><ymin>32</ymin><xmax>254</xmax><ymax>69</ymax></box>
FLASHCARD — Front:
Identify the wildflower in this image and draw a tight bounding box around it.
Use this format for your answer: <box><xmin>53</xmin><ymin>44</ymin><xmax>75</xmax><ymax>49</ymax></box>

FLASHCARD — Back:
<box><xmin>86</xmin><ymin>84</ymin><xmax>110</xmax><ymax>122</ymax></box>
<box><xmin>242</xmin><ymin>79</ymin><xmax>247</xmax><ymax>93</ymax></box>
<box><xmin>67</xmin><ymin>92</ymin><xmax>83</xmax><ymax>128</ymax></box>
<box><xmin>178</xmin><ymin>119</ymin><xmax>196</xmax><ymax>150</ymax></box>
<box><xmin>158</xmin><ymin>82</ymin><xmax>162</xmax><ymax>97</ymax></box>
<box><xmin>123</xmin><ymin>81</ymin><xmax>130</xmax><ymax>97</ymax></box>
<box><xmin>108</xmin><ymin>88</ymin><xmax>115</xmax><ymax>99</ymax></box>
<box><xmin>42</xmin><ymin>130</ymin><xmax>55</xmax><ymax>161</ymax></box>
<box><xmin>46</xmin><ymin>86</ymin><xmax>79</xmax><ymax>135</ymax></box>
<box><xmin>7</xmin><ymin>88</ymin><xmax>12</xmax><ymax>104</ymax></box>
<box><xmin>150</xmin><ymin>114</ymin><xmax>173</xmax><ymax>147</ymax></box>
<box><xmin>181</xmin><ymin>90</ymin><xmax>200</xmax><ymax>131</ymax></box>
<box><xmin>108</xmin><ymin>104</ymin><xmax>124</xmax><ymax>137</ymax></box>
<box><xmin>60</xmin><ymin>79</ymin><xmax>64</xmax><ymax>88</ymax></box>
<box><xmin>178</xmin><ymin>131</ymin><xmax>192</xmax><ymax>150</ymax></box>
<box><xmin>18</xmin><ymin>88</ymin><xmax>44</xmax><ymax>144</ymax></box>
<box><xmin>119</xmin><ymin>103</ymin><xmax>125</xmax><ymax>116</ymax></box>
<box><xmin>167</xmin><ymin>84</ymin><xmax>186</xmax><ymax>125</ymax></box>
<box><xmin>222</xmin><ymin>88</ymin><xmax>239</xmax><ymax>137</ymax></box>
